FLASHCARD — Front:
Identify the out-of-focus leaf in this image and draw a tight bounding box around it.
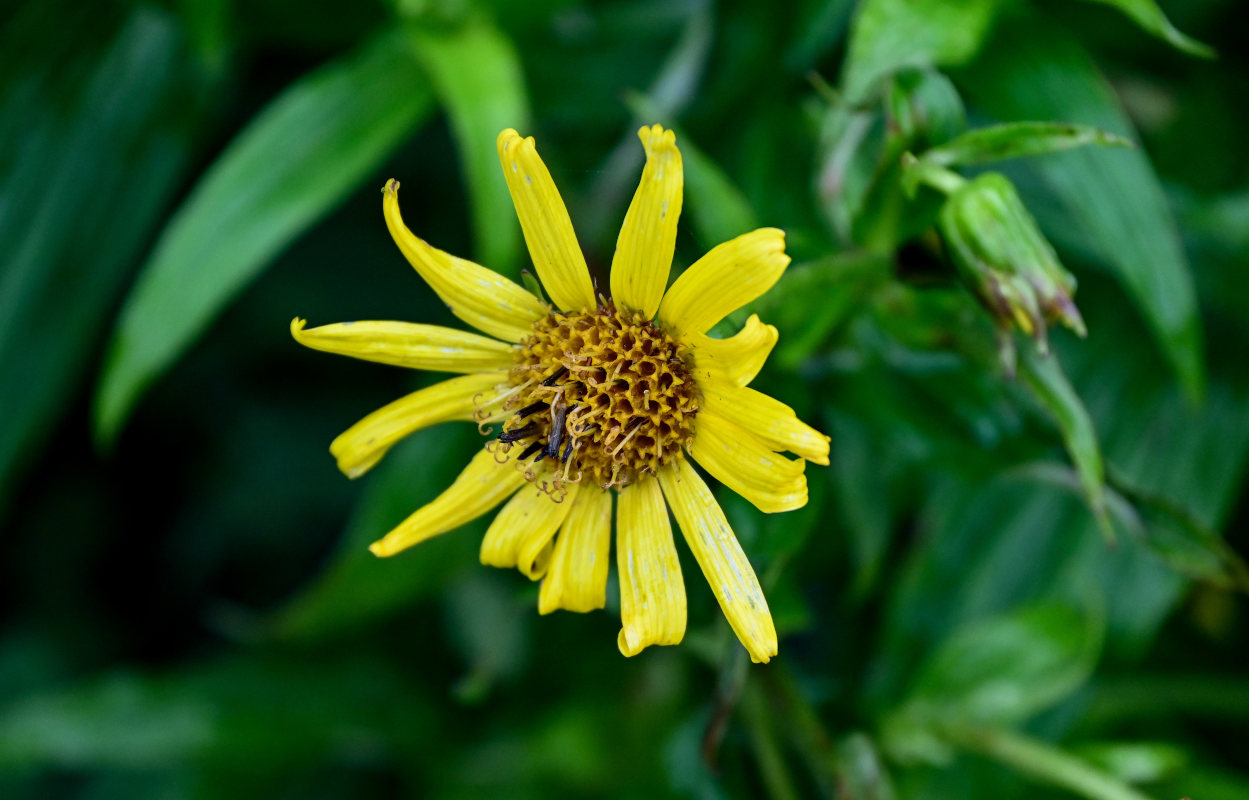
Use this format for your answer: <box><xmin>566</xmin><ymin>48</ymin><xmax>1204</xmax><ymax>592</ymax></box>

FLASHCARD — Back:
<box><xmin>623</xmin><ymin>91</ymin><xmax>757</xmax><ymax>249</ymax></box>
<box><xmin>816</xmin><ymin>68</ymin><xmax>961</xmax><ymax>251</ymax></box>
<box><xmin>949</xmin><ymin>727</ymin><xmax>1156</xmax><ymax>800</ymax></box>
<box><xmin>1016</xmin><ymin>348</ymin><xmax>1111</xmax><ymax>538</ymax></box>
<box><xmin>786</xmin><ymin>0</ymin><xmax>856</xmax><ymax>73</ymax></box>
<box><xmin>94</xmin><ymin>29</ymin><xmax>435</xmax><ymax>445</ymax></box>
<box><xmin>958</xmin><ymin>17</ymin><xmax>1204</xmax><ymax>399</ymax></box>
<box><xmin>827</xmin><ymin>410</ymin><xmax>898</xmax><ymax>599</ymax></box>
<box><xmin>0</xmin><ymin>3</ymin><xmax>214</xmax><ymax>514</ymax></box>
<box><xmin>0</xmin><ymin>653</ymin><xmax>431</xmax><ymax>770</ymax></box>
<box><xmin>409</xmin><ymin>19</ymin><xmax>528</xmax><ymax>273</ymax></box>
<box><xmin>443</xmin><ymin>571</ymin><xmax>532</xmax><ymax>703</ymax></box>
<box><xmin>919</xmin><ymin>122</ymin><xmax>1133</xmax><ymax>168</ymax></box>
<box><xmin>887</xmin><ymin>68</ymin><xmax>966</xmax><ymax>148</ymax></box>
<box><xmin>581</xmin><ymin>6</ymin><xmax>713</xmax><ymax>247</ymax></box>
<box><xmin>834</xmin><ymin>732</ymin><xmax>898</xmax><ymax>800</ymax></box>
<box><xmin>869</xmin><ymin>284</ymin><xmax>1249</xmax><ymax>708</ymax></box>
<box><xmin>1079</xmin><ymin>0</ymin><xmax>1214</xmax><ymax>58</ymax></box>
<box><xmin>904</xmin><ymin>603</ymin><xmax>1102</xmax><ymax>725</ymax></box>
<box><xmin>1074</xmin><ymin>741</ymin><xmax>1187</xmax><ymax>785</ymax></box>
<box><xmin>752</xmin><ymin>252</ymin><xmax>890</xmax><ymax>367</ymax></box>
<box><xmin>1113</xmin><ymin>475</ymin><xmax>1249</xmax><ymax>591</ymax></box>
<box><xmin>841</xmin><ymin>0</ymin><xmax>1004</xmax><ymax>102</ymax></box>
<box><xmin>882</xmin><ymin>603</ymin><xmax>1103</xmax><ymax>763</ymax></box>
<box><xmin>1154</xmin><ymin>765</ymin><xmax>1249</xmax><ymax>800</ymax></box>
<box><xmin>270</xmin><ymin>423</ymin><xmax>481</xmax><ymax>642</ymax></box>
<box><xmin>664</xmin><ymin>711</ymin><xmax>731</xmax><ymax>800</ymax></box>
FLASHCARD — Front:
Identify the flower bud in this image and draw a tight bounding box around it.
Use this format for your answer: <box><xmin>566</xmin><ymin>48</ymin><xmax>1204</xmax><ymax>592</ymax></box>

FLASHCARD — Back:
<box><xmin>938</xmin><ymin>172</ymin><xmax>1086</xmax><ymax>358</ymax></box>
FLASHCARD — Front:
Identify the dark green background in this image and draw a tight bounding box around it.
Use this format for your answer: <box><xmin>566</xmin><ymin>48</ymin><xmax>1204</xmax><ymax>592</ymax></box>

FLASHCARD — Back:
<box><xmin>1</xmin><ymin>0</ymin><xmax>1246</xmax><ymax>797</ymax></box>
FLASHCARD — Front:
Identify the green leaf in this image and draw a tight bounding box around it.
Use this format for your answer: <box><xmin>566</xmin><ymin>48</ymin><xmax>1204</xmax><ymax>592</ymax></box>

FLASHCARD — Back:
<box><xmin>841</xmin><ymin>0</ymin><xmax>1004</xmax><ymax>102</ymax></box>
<box><xmin>0</xmin><ymin>653</ymin><xmax>432</xmax><ymax>770</ymax></box>
<box><xmin>919</xmin><ymin>121</ymin><xmax>1133</xmax><ymax>168</ymax></box>
<box><xmin>1079</xmin><ymin>0</ymin><xmax>1214</xmax><ymax>58</ymax></box>
<box><xmin>958</xmin><ymin>17</ymin><xmax>1204</xmax><ymax>399</ymax></box>
<box><xmin>882</xmin><ymin>603</ymin><xmax>1104</xmax><ymax>763</ymax></box>
<box><xmin>0</xmin><ymin>4</ymin><xmax>213</xmax><ymax>512</ymax></box>
<box><xmin>1074</xmin><ymin>741</ymin><xmax>1187</xmax><ymax>785</ymax></box>
<box><xmin>409</xmin><ymin>18</ymin><xmax>529</xmax><ymax>273</ymax></box>
<box><xmin>1110</xmin><ymin>472</ymin><xmax>1249</xmax><ymax>591</ymax></box>
<box><xmin>270</xmin><ymin>423</ymin><xmax>481</xmax><ymax>642</ymax></box>
<box><xmin>949</xmin><ymin>727</ymin><xmax>1156</xmax><ymax>800</ymax></box>
<box><xmin>93</xmin><ymin>29</ymin><xmax>435</xmax><ymax>445</ymax></box>
<box><xmin>752</xmin><ymin>252</ymin><xmax>891</xmax><ymax>367</ymax></box>
<box><xmin>1016</xmin><ymin>348</ymin><xmax>1111</xmax><ymax>539</ymax></box>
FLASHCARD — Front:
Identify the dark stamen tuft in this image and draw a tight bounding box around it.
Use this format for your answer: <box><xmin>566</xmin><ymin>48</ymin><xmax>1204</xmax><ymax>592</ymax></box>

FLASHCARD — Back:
<box><xmin>499</xmin><ymin>423</ymin><xmax>537</xmax><ymax>443</ymax></box>
<box><xmin>515</xmin><ymin>401</ymin><xmax>546</xmax><ymax>420</ymax></box>
<box><xmin>541</xmin><ymin>366</ymin><xmax>568</xmax><ymax>387</ymax></box>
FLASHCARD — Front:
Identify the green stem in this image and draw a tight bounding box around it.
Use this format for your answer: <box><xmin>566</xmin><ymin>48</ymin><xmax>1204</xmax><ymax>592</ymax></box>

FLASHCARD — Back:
<box><xmin>949</xmin><ymin>726</ymin><xmax>1155</xmax><ymax>800</ymax></box>
<box><xmin>760</xmin><ymin>666</ymin><xmax>841</xmax><ymax>798</ymax></box>
<box><xmin>742</xmin><ymin>681</ymin><xmax>802</xmax><ymax>800</ymax></box>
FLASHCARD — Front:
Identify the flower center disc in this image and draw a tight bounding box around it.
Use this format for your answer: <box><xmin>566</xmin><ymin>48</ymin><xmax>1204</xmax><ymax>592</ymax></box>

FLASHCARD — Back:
<box><xmin>493</xmin><ymin>304</ymin><xmax>699</xmax><ymax>492</ymax></box>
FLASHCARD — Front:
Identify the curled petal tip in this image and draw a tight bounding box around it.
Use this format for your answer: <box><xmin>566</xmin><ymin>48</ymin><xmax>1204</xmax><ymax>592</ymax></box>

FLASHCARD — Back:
<box><xmin>383</xmin><ymin>178</ymin><xmax>399</xmax><ymax>195</ymax></box>
<box><xmin>496</xmin><ymin>128</ymin><xmax>520</xmax><ymax>150</ymax></box>
<box><xmin>290</xmin><ymin>317</ymin><xmax>308</xmax><ymax>338</ymax></box>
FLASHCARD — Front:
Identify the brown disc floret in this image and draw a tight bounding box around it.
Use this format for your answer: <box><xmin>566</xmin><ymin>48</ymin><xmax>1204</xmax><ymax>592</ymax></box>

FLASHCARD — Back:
<box><xmin>489</xmin><ymin>303</ymin><xmax>699</xmax><ymax>493</ymax></box>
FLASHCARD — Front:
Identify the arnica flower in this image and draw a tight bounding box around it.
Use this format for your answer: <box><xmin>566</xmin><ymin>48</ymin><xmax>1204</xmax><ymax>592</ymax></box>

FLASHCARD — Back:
<box><xmin>292</xmin><ymin>126</ymin><xmax>828</xmax><ymax>663</ymax></box>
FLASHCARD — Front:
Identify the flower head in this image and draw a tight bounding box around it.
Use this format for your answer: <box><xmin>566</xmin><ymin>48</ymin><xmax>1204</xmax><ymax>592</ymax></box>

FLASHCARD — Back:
<box><xmin>293</xmin><ymin>125</ymin><xmax>829</xmax><ymax>663</ymax></box>
<box><xmin>938</xmin><ymin>172</ymin><xmax>1086</xmax><ymax>361</ymax></box>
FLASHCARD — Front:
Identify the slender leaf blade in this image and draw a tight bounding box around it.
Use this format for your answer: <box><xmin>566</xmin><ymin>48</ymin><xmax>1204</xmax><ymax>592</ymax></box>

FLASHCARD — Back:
<box><xmin>921</xmin><ymin>121</ymin><xmax>1133</xmax><ymax>168</ymax></box>
<box><xmin>1080</xmin><ymin>0</ymin><xmax>1214</xmax><ymax>58</ymax></box>
<box><xmin>94</xmin><ymin>29</ymin><xmax>435</xmax><ymax>445</ymax></box>
<box><xmin>410</xmin><ymin>19</ymin><xmax>529</xmax><ymax>273</ymax></box>
<box><xmin>0</xmin><ymin>5</ymin><xmax>212</xmax><ymax>509</ymax></box>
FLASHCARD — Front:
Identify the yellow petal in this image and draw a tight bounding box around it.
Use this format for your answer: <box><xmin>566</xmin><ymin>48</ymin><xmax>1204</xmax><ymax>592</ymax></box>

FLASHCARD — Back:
<box><xmin>699</xmin><ymin>376</ymin><xmax>830</xmax><ymax>465</ymax></box>
<box><xmin>481</xmin><ymin>479</ymin><xmax>580</xmax><ymax>580</ymax></box>
<box><xmin>496</xmin><ymin>129</ymin><xmax>596</xmax><ymax>312</ymax></box>
<box><xmin>290</xmin><ymin>318</ymin><xmax>515</xmax><ymax>373</ymax></box>
<box><xmin>682</xmin><ymin>314</ymin><xmax>778</xmax><ymax>388</ymax></box>
<box><xmin>369</xmin><ymin>446</ymin><xmax>529</xmax><ymax>557</ymax></box>
<box><xmin>609</xmin><ymin>125</ymin><xmax>682</xmax><ymax>318</ymax></box>
<box><xmin>657</xmin><ymin>457</ymin><xmax>777</xmax><ymax>664</ymax></box>
<box><xmin>330</xmin><ymin>370</ymin><xmax>508</xmax><ymax>479</ymax></box>
<box><xmin>658</xmin><ymin>228</ymin><xmax>790</xmax><ymax>337</ymax></box>
<box><xmin>538</xmin><ymin>487</ymin><xmax>612</xmax><ymax>614</ymax></box>
<box><xmin>616</xmin><ymin>477</ymin><xmax>686</xmax><ymax>656</ymax></box>
<box><xmin>687</xmin><ymin>413</ymin><xmax>808</xmax><ymax>514</ymax></box>
<box><xmin>383</xmin><ymin>180</ymin><xmax>547</xmax><ymax>342</ymax></box>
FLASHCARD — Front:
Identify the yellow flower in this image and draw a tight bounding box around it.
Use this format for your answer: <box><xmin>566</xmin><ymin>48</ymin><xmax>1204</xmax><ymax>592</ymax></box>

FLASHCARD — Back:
<box><xmin>293</xmin><ymin>126</ymin><xmax>829</xmax><ymax>663</ymax></box>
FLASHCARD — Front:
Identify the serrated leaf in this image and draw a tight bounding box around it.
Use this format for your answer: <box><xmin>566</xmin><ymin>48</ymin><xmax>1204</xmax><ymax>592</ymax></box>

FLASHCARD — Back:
<box><xmin>409</xmin><ymin>19</ymin><xmax>529</xmax><ymax>274</ymax></box>
<box><xmin>841</xmin><ymin>0</ymin><xmax>1005</xmax><ymax>102</ymax></box>
<box><xmin>920</xmin><ymin>121</ymin><xmax>1133</xmax><ymax>168</ymax></box>
<box><xmin>93</xmin><ymin>29</ymin><xmax>435</xmax><ymax>445</ymax></box>
<box><xmin>958</xmin><ymin>17</ymin><xmax>1204</xmax><ymax>398</ymax></box>
<box><xmin>1080</xmin><ymin>0</ymin><xmax>1214</xmax><ymax>58</ymax></box>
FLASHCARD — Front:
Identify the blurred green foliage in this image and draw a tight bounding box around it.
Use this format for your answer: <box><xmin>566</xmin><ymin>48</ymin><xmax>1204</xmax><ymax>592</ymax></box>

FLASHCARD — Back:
<box><xmin>2</xmin><ymin>0</ymin><xmax>1247</xmax><ymax>798</ymax></box>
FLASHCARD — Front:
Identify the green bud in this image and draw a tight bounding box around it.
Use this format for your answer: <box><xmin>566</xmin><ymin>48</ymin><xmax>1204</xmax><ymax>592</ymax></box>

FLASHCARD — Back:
<box><xmin>938</xmin><ymin>172</ymin><xmax>1086</xmax><ymax>364</ymax></box>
